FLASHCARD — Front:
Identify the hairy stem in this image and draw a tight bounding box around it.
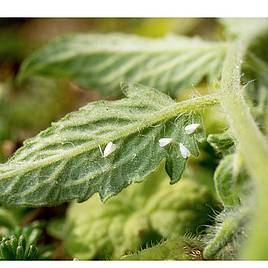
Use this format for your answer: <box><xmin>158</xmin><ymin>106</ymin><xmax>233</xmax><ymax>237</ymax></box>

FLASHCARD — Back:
<box><xmin>203</xmin><ymin>206</ymin><xmax>250</xmax><ymax>259</ymax></box>
<box><xmin>220</xmin><ymin>41</ymin><xmax>268</xmax><ymax>259</ymax></box>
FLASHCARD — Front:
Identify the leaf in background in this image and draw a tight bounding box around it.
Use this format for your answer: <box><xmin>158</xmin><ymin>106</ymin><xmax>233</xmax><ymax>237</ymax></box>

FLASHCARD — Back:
<box><xmin>65</xmin><ymin>168</ymin><xmax>216</xmax><ymax>259</ymax></box>
<box><xmin>213</xmin><ymin>153</ymin><xmax>251</xmax><ymax>206</ymax></box>
<box><xmin>18</xmin><ymin>33</ymin><xmax>226</xmax><ymax>97</ymax></box>
<box><xmin>220</xmin><ymin>18</ymin><xmax>268</xmax><ymax>41</ymax></box>
<box><xmin>207</xmin><ymin>131</ymin><xmax>234</xmax><ymax>155</ymax></box>
<box><xmin>245</xmin><ymin>82</ymin><xmax>268</xmax><ymax>134</ymax></box>
<box><xmin>0</xmin><ymin>82</ymin><xmax>205</xmax><ymax>206</ymax></box>
<box><xmin>254</xmin><ymin>86</ymin><xmax>268</xmax><ymax>134</ymax></box>
<box><xmin>121</xmin><ymin>236</ymin><xmax>203</xmax><ymax>260</ymax></box>
<box><xmin>0</xmin><ymin>221</ymin><xmax>51</xmax><ymax>260</ymax></box>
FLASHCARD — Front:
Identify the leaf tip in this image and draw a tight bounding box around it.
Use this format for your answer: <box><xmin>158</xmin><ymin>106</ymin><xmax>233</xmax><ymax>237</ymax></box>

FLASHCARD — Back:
<box><xmin>120</xmin><ymin>81</ymin><xmax>135</xmax><ymax>97</ymax></box>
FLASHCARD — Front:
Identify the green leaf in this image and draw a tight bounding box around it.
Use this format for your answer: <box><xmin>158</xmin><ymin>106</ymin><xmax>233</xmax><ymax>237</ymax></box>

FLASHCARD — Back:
<box><xmin>207</xmin><ymin>131</ymin><xmax>234</xmax><ymax>155</ymax></box>
<box><xmin>0</xmin><ymin>82</ymin><xmax>212</xmax><ymax>206</ymax></box>
<box><xmin>121</xmin><ymin>236</ymin><xmax>203</xmax><ymax>260</ymax></box>
<box><xmin>0</xmin><ymin>222</ymin><xmax>51</xmax><ymax>260</ymax></box>
<box><xmin>213</xmin><ymin>153</ymin><xmax>251</xmax><ymax>206</ymax></box>
<box><xmin>65</xmin><ymin>168</ymin><xmax>216</xmax><ymax>259</ymax></box>
<box><xmin>18</xmin><ymin>33</ymin><xmax>226</xmax><ymax>97</ymax></box>
<box><xmin>244</xmin><ymin>80</ymin><xmax>268</xmax><ymax>134</ymax></box>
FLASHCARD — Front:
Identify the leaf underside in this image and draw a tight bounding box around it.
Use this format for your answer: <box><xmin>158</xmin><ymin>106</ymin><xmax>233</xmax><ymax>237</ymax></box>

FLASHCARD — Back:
<box><xmin>18</xmin><ymin>33</ymin><xmax>226</xmax><ymax>97</ymax></box>
<box><xmin>0</xmin><ymin>83</ymin><xmax>204</xmax><ymax>206</ymax></box>
<box><xmin>213</xmin><ymin>153</ymin><xmax>250</xmax><ymax>206</ymax></box>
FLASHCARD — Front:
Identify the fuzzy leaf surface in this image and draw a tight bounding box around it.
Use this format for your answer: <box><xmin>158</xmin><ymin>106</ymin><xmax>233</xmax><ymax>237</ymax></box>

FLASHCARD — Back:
<box><xmin>214</xmin><ymin>153</ymin><xmax>251</xmax><ymax>206</ymax></box>
<box><xmin>207</xmin><ymin>131</ymin><xmax>234</xmax><ymax>155</ymax></box>
<box><xmin>18</xmin><ymin>33</ymin><xmax>226</xmax><ymax>97</ymax></box>
<box><xmin>121</xmin><ymin>237</ymin><xmax>203</xmax><ymax>260</ymax></box>
<box><xmin>0</xmin><ymin>83</ymin><xmax>205</xmax><ymax>206</ymax></box>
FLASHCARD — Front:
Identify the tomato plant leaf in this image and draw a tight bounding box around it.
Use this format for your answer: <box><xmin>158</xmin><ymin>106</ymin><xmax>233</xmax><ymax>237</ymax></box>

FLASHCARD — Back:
<box><xmin>0</xmin><ymin>82</ymin><xmax>210</xmax><ymax>206</ymax></box>
<box><xmin>207</xmin><ymin>131</ymin><xmax>234</xmax><ymax>155</ymax></box>
<box><xmin>121</xmin><ymin>237</ymin><xmax>203</xmax><ymax>260</ymax></box>
<box><xmin>66</xmin><ymin>168</ymin><xmax>215</xmax><ymax>259</ymax></box>
<box><xmin>18</xmin><ymin>33</ymin><xmax>226</xmax><ymax>97</ymax></box>
<box><xmin>213</xmin><ymin>153</ymin><xmax>251</xmax><ymax>206</ymax></box>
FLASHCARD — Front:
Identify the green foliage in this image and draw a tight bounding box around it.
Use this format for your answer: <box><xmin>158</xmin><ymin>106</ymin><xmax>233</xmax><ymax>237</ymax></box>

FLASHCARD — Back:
<box><xmin>220</xmin><ymin>18</ymin><xmax>268</xmax><ymax>42</ymax></box>
<box><xmin>65</xmin><ymin>168</ymin><xmax>216</xmax><ymax>259</ymax></box>
<box><xmin>213</xmin><ymin>153</ymin><xmax>251</xmax><ymax>206</ymax></box>
<box><xmin>0</xmin><ymin>222</ymin><xmax>51</xmax><ymax>260</ymax></box>
<box><xmin>207</xmin><ymin>131</ymin><xmax>234</xmax><ymax>155</ymax></box>
<box><xmin>0</xmin><ymin>234</ymin><xmax>38</xmax><ymax>260</ymax></box>
<box><xmin>217</xmin><ymin>20</ymin><xmax>268</xmax><ymax>258</ymax></box>
<box><xmin>46</xmin><ymin>218</ymin><xmax>67</xmax><ymax>241</ymax></box>
<box><xmin>245</xmin><ymin>83</ymin><xmax>268</xmax><ymax>134</ymax></box>
<box><xmin>0</xmin><ymin>82</ymin><xmax>208</xmax><ymax>206</ymax></box>
<box><xmin>203</xmin><ymin>205</ymin><xmax>251</xmax><ymax>260</ymax></box>
<box><xmin>0</xmin><ymin>18</ymin><xmax>267</xmax><ymax>260</ymax></box>
<box><xmin>18</xmin><ymin>33</ymin><xmax>226</xmax><ymax>97</ymax></box>
<box><xmin>121</xmin><ymin>236</ymin><xmax>204</xmax><ymax>260</ymax></box>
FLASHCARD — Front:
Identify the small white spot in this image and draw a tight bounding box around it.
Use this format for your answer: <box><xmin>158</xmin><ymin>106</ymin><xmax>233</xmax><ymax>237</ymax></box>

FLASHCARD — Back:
<box><xmin>131</xmin><ymin>153</ymin><xmax>137</xmax><ymax>160</ymax></box>
<box><xmin>184</xmin><ymin>123</ymin><xmax>200</xmax><ymax>135</ymax></box>
<box><xmin>103</xmin><ymin>142</ymin><xmax>117</xmax><ymax>157</ymax></box>
<box><xmin>159</xmin><ymin>138</ymin><xmax>172</xmax><ymax>147</ymax></box>
<box><xmin>179</xmin><ymin>143</ymin><xmax>190</xmax><ymax>159</ymax></box>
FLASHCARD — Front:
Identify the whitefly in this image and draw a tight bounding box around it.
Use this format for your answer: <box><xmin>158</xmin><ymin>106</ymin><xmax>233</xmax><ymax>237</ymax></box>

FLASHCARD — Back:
<box><xmin>103</xmin><ymin>142</ymin><xmax>117</xmax><ymax>157</ymax></box>
<box><xmin>159</xmin><ymin>138</ymin><xmax>173</xmax><ymax>147</ymax></box>
<box><xmin>184</xmin><ymin>123</ymin><xmax>200</xmax><ymax>135</ymax></box>
<box><xmin>179</xmin><ymin>143</ymin><xmax>190</xmax><ymax>159</ymax></box>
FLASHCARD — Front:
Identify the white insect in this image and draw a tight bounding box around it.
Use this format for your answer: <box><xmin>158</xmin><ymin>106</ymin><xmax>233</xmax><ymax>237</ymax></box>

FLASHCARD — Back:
<box><xmin>179</xmin><ymin>143</ymin><xmax>190</xmax><ymax>159</ymax></box>
<box><xmin>159</xmin><ymin>138</ymin><xmax>172</xmax><ymax>147</ymax></box>
<box><xmin>103</xmin><ymin>142</ymin><xmax>117</xmax><ymax>157</ymax></box>
<box><xmin>184</xmin><ymin>123</ymin><xmax>200</xmax><ymax>135</ymax></box>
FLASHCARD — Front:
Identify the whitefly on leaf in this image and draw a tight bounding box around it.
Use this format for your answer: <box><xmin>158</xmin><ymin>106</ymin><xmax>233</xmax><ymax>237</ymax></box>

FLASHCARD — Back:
<box><xmin>179</xmin><ymin>143</ymin><xmax>190</xmax><ymax>159</ymax></box>
<box><xmin>103</xmin><ymin>142</ymin><xmax>117</xmax><ymax>157</ymax></box>
<box><xmin>159</xmin><ymin>138</ymin><xmax>173</xmax><ymax>147</ymax></box>
<box><xmin>185</xmin><ymin>123</ymin><xmax>200</xmax><ymax>135</ymax></box>
<box><xmin>0</xmin><ymin>82</ymin><xmax>205</xmax><ymax>206</ymax></box>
